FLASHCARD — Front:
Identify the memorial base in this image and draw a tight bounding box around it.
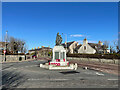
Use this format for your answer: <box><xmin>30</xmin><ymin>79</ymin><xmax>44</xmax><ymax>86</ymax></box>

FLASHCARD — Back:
<box><xmin>40</xmin><ymin>62</ymin><xmax>77</xmax><ymax>70</ymax></box>
<box><xmin>40</xmin><ymin>45</ymin><xmax>77</xmax><ymax>70</ymax></box>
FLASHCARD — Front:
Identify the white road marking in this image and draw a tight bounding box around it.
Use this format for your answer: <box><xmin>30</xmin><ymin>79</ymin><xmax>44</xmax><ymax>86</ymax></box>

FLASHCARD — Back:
<box><xmin>12</xmin><ymin>68</ymin><xmax>17</xmax><ymax>69</ymax></box>
<box><xmin>28</xmin><ymin>78</ymin><xmax>69</xmax><ymax>81</ymax></box>
<box><xmin>95</xmin><ymin>72</ymin><xmax>104</xmax><ymax>76</ymax></box>
<box><xmin>51</xmin><ymin>79</ymin><xmax>68</xmax><ymax>80</ymax></box>
<box><xmin>107</xmin><ymin>79</ymin><xmax>118</xmax><ymax>81</ymax></box>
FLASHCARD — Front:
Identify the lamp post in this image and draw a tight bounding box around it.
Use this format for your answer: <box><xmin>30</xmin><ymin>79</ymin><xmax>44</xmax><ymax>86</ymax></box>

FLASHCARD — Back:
<box><xmin>62</xmin><ymin>33</ymin><xmax>67</xmax><ymax>50</ymax></box>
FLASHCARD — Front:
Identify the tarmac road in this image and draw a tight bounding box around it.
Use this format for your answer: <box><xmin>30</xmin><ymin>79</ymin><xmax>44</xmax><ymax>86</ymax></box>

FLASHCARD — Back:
<box><xmin>1</xmin><ymin>60</ymin><xmax>118</xmax><ymax>89</ymax></box>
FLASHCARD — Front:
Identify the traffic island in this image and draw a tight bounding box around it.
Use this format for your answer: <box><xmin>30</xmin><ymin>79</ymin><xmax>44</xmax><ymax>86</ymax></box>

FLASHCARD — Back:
<box><xmin>40</xmin><ymin>45</ymin><xmax>77</xmax><ymax>70</ymax></box>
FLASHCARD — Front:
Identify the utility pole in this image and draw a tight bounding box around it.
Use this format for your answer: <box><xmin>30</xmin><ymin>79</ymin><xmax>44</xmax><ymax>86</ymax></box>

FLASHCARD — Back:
<box><xmin>4</xmin><ymin>31</ymin><xmax>8</xmax><ymax>62</ymax></box>
<box><xmin>62</xmin><ymin>33</ymin><xmax>67</xmax><ymax>51</ymax></box>
<box><xmin>65</xmin><ymin>34</ymin><xmax>67</xmax><ymax>51</ymax></box>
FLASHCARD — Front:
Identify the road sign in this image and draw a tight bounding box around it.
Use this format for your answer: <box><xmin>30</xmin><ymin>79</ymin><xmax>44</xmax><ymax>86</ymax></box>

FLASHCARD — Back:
<box><xmin>3</xmin><ymin>50</ymin><xmax>6</xmax><ymax>54</ymax></box>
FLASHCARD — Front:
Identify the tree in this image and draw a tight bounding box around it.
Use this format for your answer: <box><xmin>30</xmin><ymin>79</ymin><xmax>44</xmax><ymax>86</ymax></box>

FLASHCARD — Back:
<box><xmin>7</xmin><ymin>36</ymin><xmax>27</xmax><ymax>54</ymax></box>
<box><xmin>48</xmin><ymin>50</ymin><xmax>52</xmax><ymax>56</ymax></box>
<box><xmin>113</xmin><ymin>39</ymin><xmax>119</xmax><ymax>53</ymax></box>
<box><xmin>103</xmin><ymin>40</ymin><xmax>109</xmax><ymax>54</ymax></box>
<box><xmin>110</xmin><ymin>46</ymin><xmax>114</xmax><ymax>53</ymax></box>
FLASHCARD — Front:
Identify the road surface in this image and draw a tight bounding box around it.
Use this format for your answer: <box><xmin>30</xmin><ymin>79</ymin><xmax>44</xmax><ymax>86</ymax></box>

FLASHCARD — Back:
<box><xmin>1</xmin><ymin>59</ymin><xmax>118</xmax><ymax>89</ymax></box>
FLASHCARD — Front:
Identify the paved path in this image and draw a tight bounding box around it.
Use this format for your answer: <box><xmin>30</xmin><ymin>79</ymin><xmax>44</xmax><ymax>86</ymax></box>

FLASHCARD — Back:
<box><xmin>1</xmin><ymin>60</ymin><xmax>118</xmax><ymax>89</ymax></box>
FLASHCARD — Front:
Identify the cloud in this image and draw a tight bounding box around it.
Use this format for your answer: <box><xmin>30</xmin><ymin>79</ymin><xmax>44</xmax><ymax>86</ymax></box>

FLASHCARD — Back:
<box><xmin>70</xmin><ymin>34</ymin><xmax>84</xmax><ymax>37</ymax></box>
<box><xmin>77</xmin><ymin>40</ymin><xmax>83</xmax><ymax>43</ymax></box>
<box><xmin>77</xmin><ymin>40</ymin><xmax>98</xmax><ymax>44</ymax></box>
<box><xmin>88</xmin><ymin>41</ymin><xmax>98</xmax><ymax>43</ymax></box>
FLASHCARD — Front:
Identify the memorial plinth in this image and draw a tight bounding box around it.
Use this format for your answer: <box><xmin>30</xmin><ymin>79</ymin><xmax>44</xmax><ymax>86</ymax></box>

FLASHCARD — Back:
<box><xmin>40</xmin><ymin>45</ymin><xmax>77</xmax><ymax>70</ymax></box>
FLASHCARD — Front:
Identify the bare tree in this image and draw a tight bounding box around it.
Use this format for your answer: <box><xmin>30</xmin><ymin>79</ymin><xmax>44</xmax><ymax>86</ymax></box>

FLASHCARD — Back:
<box><xmin>113</xmin><ymin>40</ymin><xmax>119</xmax><ymax>53</ymax></box>
<box><xmin>7</xmin><ymin>36</ymin><xmax>27</xmax><ymax>54</ymax></box>
<box><xmin>103</xmin><ymin>40</ymin><xmax>109</xmax><ymax>54</ymax></box>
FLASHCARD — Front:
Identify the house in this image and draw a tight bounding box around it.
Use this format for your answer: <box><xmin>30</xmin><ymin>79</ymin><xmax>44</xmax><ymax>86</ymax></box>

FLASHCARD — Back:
<box><xmin>28</xmin><ymin>46</ymin><xmax>52</xmax><ymax>57</ymax></box>
<box><xmin>76</xmin><ymin>38</ymin><xmax>96</xmax><ymax>54</ymax></box>
<box><xmin>62</xmin><ymin>41</ymin><xmax>78</xmax><ymax>54</ymax></box>
<box><xmin>75</xmin><ymin>38</ymin><xmax>109</xmax><ymax>54</ymax></box>
<box><xmin>88</xmin><ymin>41</ymin><xmax>104</xmax><ymax>54</ymax></box>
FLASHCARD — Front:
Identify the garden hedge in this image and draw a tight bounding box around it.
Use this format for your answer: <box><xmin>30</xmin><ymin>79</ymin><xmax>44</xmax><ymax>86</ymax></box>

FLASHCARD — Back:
<box><xmin>67</xmin><ymin>53</ymin><xmax>120</xmax><ymax>59</ymax></box>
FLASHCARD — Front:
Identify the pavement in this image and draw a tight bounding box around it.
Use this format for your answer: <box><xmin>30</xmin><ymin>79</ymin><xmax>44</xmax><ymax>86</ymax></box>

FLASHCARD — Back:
<box><xmin>0</xmin><ymin>59</ymin><xmax>118</xmax><ymax>89</ymax></box>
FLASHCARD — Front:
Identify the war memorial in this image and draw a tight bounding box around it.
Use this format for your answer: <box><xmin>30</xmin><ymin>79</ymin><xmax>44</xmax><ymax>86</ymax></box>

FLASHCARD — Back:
<box><xmin>40</xmin><ymin>33</ymin><xmax>77</xmax><ymax>70</ymax></box>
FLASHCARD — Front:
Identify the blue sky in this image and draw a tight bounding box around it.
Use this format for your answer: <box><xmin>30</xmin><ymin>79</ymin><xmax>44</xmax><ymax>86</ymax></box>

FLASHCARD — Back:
<box><xmin>2</xmin><ymin>2</ymin><xmax>118</xmax><ymax>50</ymax></box>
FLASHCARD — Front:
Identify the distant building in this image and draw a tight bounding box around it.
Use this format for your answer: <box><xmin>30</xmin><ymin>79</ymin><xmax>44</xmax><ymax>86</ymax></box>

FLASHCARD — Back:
<box><xmin>62</xmin><ymin>41</ymin><xmax>78</xmax><ymax>54</ymax></box>
<box><xmin>28</xmin><ymin>46</ymin><xmax>52</xmax><ymax>57</ymax></box>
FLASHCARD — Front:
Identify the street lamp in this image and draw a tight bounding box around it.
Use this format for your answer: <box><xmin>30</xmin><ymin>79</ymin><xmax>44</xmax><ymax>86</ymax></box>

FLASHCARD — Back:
<box><xmin>62</xmin><ymin>33</ymin><xmax>67</xmax><ymax>50</ymax></box>
<box><xmin>4</xmin><ymin>31</ymin><xmax>8</xmax><ymax>62</ymax></box>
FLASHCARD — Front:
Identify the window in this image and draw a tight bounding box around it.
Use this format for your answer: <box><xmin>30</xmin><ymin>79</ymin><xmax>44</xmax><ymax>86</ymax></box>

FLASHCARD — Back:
<box><xmin>63</xmin><ymin>52</ymin><xmax>65</xmax><ymax>59</ymax></box>
<box><xmin>55</xmin><ymin>52</ymin><xmax>59</xmax><ymax>59</ymax></box>
<box><xmin>84</xmin><ymin>46</ymin><xmax>86</xmax><ymax>50</ymax></box>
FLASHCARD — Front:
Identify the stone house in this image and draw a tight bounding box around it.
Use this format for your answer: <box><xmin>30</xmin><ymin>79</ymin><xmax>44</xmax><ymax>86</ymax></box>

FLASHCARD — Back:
<box><xmin>76</xmin><ymin>38</ymin><xmax>96</xmax><ymax>54</ymax></box>
<box><xmin>75</xmin><ymin>38</ymin><xmax>108</xmax><ymax>54</ymax></box>
<box><xmin>62</xmin><ymin>41</ymin><xmax>78</xmax><ymax>54</ymax></box>
<box><xmin>61</xmin><ymin>38</ymin><xmax>109</xmax><ymax>54</ymax></box>
<box><xmin>28</xmin><ymin>46</ymin><xmax>52</xmax><ymax>57</ymax></box>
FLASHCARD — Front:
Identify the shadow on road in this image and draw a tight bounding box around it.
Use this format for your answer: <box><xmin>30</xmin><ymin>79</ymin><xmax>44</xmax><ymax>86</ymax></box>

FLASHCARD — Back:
<box><xmin>60</xmin><ymin>71</ymin><xmax>80</xmax><ymax>75</ymax></box>
<box><xmin>2</xmin><ymin>65</ymin><xmax>14</xmax><ymax>70</ymax></box>
<box><xmin>2</xmin><ymin>71</ymin><xmax>28</xmax><ymax>89</ymax></box>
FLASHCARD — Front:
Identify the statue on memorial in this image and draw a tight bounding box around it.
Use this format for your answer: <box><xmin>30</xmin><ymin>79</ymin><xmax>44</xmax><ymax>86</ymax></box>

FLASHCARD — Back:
<box><xmin>55</xmin><ymin>32</ymin><xmax>62</xmax><ymax>46</ymax></box>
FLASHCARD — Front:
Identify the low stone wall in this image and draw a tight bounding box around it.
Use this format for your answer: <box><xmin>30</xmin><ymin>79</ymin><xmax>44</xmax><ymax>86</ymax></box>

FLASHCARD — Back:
<box><xmin>0</xmin><ymin>55</ymin><xmax>33</xmax><ymax>63</ymax></box>
<box><xmin>67</xmin><ymin>57</ymin><xmax>119</xmax><ymax>64</ymax></box>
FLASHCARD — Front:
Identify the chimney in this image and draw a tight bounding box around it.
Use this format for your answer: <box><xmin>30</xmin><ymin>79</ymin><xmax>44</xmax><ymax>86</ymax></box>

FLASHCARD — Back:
<box><xmin>41</xmin><ymin>46</ymin><xmax>44</xmax><ymax>48</ymax></box>
<box><xmin>98</xmin><ymin>41</ymin><xmax>103</xmax><ymax>45</ymax></box>
<box><xmin>83</xmin><ymin>38</ymin><xmax>88</xmax><ymax>44</ymax></box>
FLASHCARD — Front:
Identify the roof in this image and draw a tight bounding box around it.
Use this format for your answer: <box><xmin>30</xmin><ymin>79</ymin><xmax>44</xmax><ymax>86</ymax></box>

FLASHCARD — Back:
<box><xmin>62</xmin><ymin>41</ymin><xmax>75</xmax><ymax>49</ymax></box>
<box><xmin>88</xmin><ymin>43</ymin><xmax>98</xmax><ymax>49</ymax></box>
<box><xmin>75</xmin><ymin>44</ymin><xmax>82</xmax><ymax>50</ymax></box>
<box><xmin>29</xmin><ymin>47</ymin><xmax>52</xmax><ymax>52</ymax></box>
<box><xmin>74</xmin><ymin>42</ymin><xmax>105</xmax><ymax>51</ymax></box>
<box><xmin>88</xmin><ymin>43</ymin><xmax>105</xmax><ymax>50</ymax></box>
